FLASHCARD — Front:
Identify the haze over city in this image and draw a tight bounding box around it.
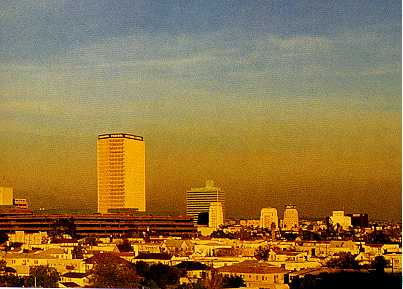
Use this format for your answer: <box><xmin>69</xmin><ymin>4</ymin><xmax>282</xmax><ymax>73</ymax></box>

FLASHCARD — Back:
<box><xmin>0</xmin><ymin>0</ymin><xmax>401</xmax><ymax>221</ymax></box>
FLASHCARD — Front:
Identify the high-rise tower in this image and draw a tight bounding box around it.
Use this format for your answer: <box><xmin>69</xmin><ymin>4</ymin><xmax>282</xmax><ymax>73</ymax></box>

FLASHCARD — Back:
<box><xmin>260</xmin><ymin>208</ymin><xmax>278</xmax><ymax>230</ymax></box>
<box><xmin>97</xmin><ymin>133</ymin><xmax>145</xmax><ymax>213</ymax></box>
<box><xmin>186</xmin><ymin>180</ymin><xmax>225</xmax><ymax>224</ymax></box>
<box><xmin>208</xmin><ymin>202</ymin><xmax>224</xmax><ymax>229</ymax></box>
<box><xmin>283</xmin><ymin>205</ymin><xmax>299</xmax><ymax>230</ymax></box>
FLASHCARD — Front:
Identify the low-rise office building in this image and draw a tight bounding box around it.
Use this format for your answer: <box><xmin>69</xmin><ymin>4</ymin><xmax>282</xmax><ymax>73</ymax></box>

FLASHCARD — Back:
<box><xmin>0</xmin><ymin>212</ymin><xmax>196</xmax><ymax>237</ymax></box>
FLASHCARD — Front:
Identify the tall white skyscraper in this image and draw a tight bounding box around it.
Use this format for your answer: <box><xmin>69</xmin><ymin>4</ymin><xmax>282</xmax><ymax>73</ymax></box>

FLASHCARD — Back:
<box><xmin>186</xmin><ymin>180</ymin><xmax>225</xmax><ymax>224</ymax></box>
<box><xmin>208</xmin><ymin>202</ymin><xmax>224</xmax><ymax>229</ymax></box>
<box><xmin>260</xmin><ymin>208</ymin><xmax>279</xmax><ymax>230</ymax></box>
<box><xmin>283</xmin><ymin>205</ymin><xmax>299</xmax><ymax>230</ymax></box>
<box><xmin>97</xmin><ymin>133</ymin><xmax>145</xmax><ymax>214</ymax></box>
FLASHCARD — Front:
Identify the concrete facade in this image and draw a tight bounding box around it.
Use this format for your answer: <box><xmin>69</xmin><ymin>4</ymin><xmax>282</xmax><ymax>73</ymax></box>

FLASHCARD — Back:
<box><xmin>0</xmin><ymin>187</ymin><xmax>13</xmax><ymax>206</ymax></box>
<box><xmin>209</xmin><ymin>202</ymin><xmax>224</xmax><ymax>229</ymax></box>
<box><xmin>97</xmin><ymin>133</ymin><xmax>145</xmax><ymax>213</ymax></box>
<box><xmin>330</xmin><ymin>211</ymin><xmax>352</xmax><ymax>229</ymax></box>
<box><xmin>260</xmin><ymin>208</ymin><xmax>279</xmax><ymax>230</ymax></box>
<box><xmin>283</xmin><ymin>205</ymin><xmax>299</xmax><ymax>230</ymax></box>
<box><xmin>186</xmin><ymin>180</ymin><xmax>225</xmax><ymax>224</ymax></box>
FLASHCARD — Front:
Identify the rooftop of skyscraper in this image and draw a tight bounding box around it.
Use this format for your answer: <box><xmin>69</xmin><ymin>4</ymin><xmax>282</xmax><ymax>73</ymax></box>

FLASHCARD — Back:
<box><xmin>98</xmin><ymin>133</ymin><xmax>143</xmax><ymax>141</ymax></box>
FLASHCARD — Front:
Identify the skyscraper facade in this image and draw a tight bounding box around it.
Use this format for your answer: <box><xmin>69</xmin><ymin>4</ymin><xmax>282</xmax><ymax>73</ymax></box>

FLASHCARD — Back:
<box><xmin>330</xmin><ymin>211</ymin><xmax>352</xmax><ymax>229</ymax></box>
<box><xmin>0</xmin><ymin>187</ymin><xmax>13</xmax><ymax>206</ymax></box>
<box><xmin>283</xmin><ymin>205</ymin><xmax>299</xmax><ymax>230</ymax></box>
<box><xmin>186</xmin><ymin>180</ymin><xmax>225</xmax><ymax>224</ymax></box>
<box><xmin>260</xmin><ymin>208</ymin><xmax>278</xmax><ymax>230</ymax></box>
<box><xmin>97</xmin><ymin>133</ymin><xmax>145</xmax><ymax>214</ymax></box>
<box><xmin>208</xmin><ymin>202</ymin><xmax>224</xmax><ymax>229</ymax></box>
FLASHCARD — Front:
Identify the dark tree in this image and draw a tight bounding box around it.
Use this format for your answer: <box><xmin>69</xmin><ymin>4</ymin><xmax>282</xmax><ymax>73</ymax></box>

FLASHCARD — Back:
<box><xmin>5</xmin><ymin>242</ymin><xmax>23</xmax><ymax>251</ymax></box>
<box><xmin>290</xmin><ymin>272</ymin><xmax>402</xmax><ymax>289</ymax></box>
<box><xmin>0</xmin><ymin>274</ymin><xmax>22</xmax><ymax>287</ymax></box>
<box><xmin>90</xmin><ymin>256</ymin><xmax>140</xmax><ymax>288</ymax></box>
<box><xmin>176</xmin><ymin>282</ymin><xmax>207</xmax><ymax>289</ymax></box>
<box><xmin>134</xmin><ymin>261</ymin><xmax>150</xmax><ymax>277</ymax></box>
<box><xmin>202</xmin><ymin>269</ymin><xmax>223</xmax><ymax>289</ymax></box>
<box><xmin>283</xmin><ymin>232</ymin><xmax>299</xmax><ymax>241</ymax></box>
<box><xmin>142</xmin><ymin>263</ymin><xmax>182</xmax><ymax>289</ymax></box>
<box><xmin>0</xmin><ymin>232</ymin><xmax>9</xmax><ymax>244</ymax></box>
<box><xmin>371</xmin><ymin>256</ymin><xmax>389</xmax><ymax>274</ymax></box>
<box><xmin>83</xmin><ymin>237</ymin><xmax>98</xmax><ymax>246</ymax></box>
<box><xmin>0</xmin><ymin>260</ymin><xmax>6</xmax><ymax>271</ymax></box>
<box><xmin>255</xmin><ymin>246</ymin><xmax>270</xmax><ymax>261</ymax></box>
<box><xmin>49</xmin><ymin>218</ymin><xmax>77</xmax><ymax>241</ymax></box>
<box><xmin>176</xmin><ymin>261</ymin><xmax>208</xmax><ymax>271</ymax></box>
<box><xmin>210</xmin><ymin>229</ymin><xmax>225</xmax><ymax>238</ymax></box>
<box><xmin>0</xmin><ymin>260</ymin><xmax>21</xmax><ymax>287</ymax></box>
<box><xmin>117</xmin><ymin>238</ymin><xmax>133</xmax><ymax>252</ymax></box>
<box><xmin>222</xmin><ymin>275</ymin><xmax>245</xmax><ymax>288</ymax></box>
<box><xmin>72</xmin><ymin>244</ymin><xmax>85</xmax><ymax>259</ymax></box>
<box><xmin>302</xmin><ymin>231</ymin><xmax>322</xmax><ymax>241</ymax></box>
<box><xmin>25</xmin><ymin>265</ymin><xmax>59</xmax><ymax>288</ymax></box>
<box><xmin>326</xmin><ymin>252</ymin><xmax>359</xmax><ymax>269</ymax></box>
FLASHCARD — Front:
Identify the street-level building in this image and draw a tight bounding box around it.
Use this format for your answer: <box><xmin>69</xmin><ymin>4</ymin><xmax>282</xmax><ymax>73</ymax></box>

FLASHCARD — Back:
<box><xmin>217</xmin><ymin>260</ymin><xmax>290</xmax><ymax>288</ymax></box>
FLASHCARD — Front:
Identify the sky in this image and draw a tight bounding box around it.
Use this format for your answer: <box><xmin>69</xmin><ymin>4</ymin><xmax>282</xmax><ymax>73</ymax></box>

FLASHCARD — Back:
<box><xmin>0</xmin><ymin>0</ymin><xmax>401</xmax><ymax>221</ymax></box>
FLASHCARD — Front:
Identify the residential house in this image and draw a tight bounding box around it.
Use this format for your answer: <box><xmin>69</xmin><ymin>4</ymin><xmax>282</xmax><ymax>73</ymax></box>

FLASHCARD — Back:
<box><xmin>217</xmin><ymin>260</ymin><xmax>290</xmax><ymax>288</ymax></box>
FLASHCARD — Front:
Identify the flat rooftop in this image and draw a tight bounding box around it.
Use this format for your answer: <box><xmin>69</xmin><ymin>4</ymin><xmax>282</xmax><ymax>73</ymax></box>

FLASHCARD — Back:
<box><xmin>98</xmin><ymin>133</ymin><xmax>143</xmax><ymax>141</ymax></box>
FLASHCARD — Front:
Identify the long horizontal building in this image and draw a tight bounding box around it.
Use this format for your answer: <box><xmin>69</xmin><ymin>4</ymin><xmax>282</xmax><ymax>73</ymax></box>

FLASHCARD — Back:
<box><xmin>0</xmin><ymin>210</ymin><xmax>195</xmax><ymax>238</ymax></box>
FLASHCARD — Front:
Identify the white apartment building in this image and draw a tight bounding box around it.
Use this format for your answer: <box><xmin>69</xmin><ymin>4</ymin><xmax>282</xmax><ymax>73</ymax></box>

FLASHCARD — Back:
<box><xmin>330</xmin><ymin>211</ymin><xmax>352</xmax><ymax>229</ymax></box>
<box><xmin>208</xmin><ymin>202</ymin><xmax>224</xmax><ymax>229</ymax></box>
<box><xmin>97</xmin><ymin>133</ymin><xmax>145</xmax><ymax>213</ymax></box>
<box><xmin>0</xmin><ymin>187</ymin><xmax>13</xmax><ymax>206</ymax></box>
<box><xmin>283</xmin><ymin>205</ymin><xmax>299</xmax><ymax>230</ymax></box>
<box><xmin>186</xmin><ymin>180</ymin><xmax>225</xmax><ymax>224</ymax></box>
<box><xmin>260</xmin><ymin>208</ymin><xmax>279</xmax><ymax>230</ymax></box>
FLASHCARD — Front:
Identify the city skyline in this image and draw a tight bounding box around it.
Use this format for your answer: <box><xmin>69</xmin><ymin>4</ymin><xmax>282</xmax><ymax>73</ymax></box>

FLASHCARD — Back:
<box><xmin>0</xmin><ymin>1</ymin><xmax>401</xmax><ymax>221</ymax></box>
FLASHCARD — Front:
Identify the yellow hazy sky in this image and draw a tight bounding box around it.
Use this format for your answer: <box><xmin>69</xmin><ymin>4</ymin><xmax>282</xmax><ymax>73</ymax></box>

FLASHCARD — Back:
<box><xmin>0</xmin><ymin>1</ymin><xmax>401</xmax><ymax>220</ymax></box>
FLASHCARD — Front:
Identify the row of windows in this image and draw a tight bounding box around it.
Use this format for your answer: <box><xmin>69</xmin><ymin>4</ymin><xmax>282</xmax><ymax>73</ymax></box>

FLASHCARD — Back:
<box><xmin>222</xmin><ymin>273</ymin><xmax>279</xmax><ymax>282</ymax></box>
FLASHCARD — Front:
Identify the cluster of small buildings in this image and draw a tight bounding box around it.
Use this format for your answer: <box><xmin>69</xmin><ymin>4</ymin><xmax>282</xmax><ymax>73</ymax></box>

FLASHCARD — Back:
<box><xmin>0</xmin><ymin>229</ymin><xmax>400</xmax><ymax>288</ymax></box>
<box><xmin>0</xmin><ymin>187</ymin><xmax>28</xmax><ymax>209</ymax></box>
